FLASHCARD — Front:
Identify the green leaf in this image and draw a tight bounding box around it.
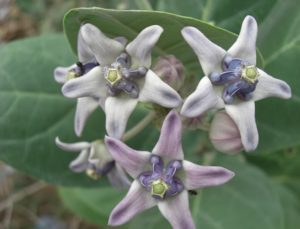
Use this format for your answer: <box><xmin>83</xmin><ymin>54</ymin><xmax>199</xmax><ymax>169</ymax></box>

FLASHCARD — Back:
<box><xmin>63</xmin><ymin>7</ymin><xmax>263</xmax><ymax>74</ymax></box>
<box><xmin>155</xmin><ymin>0</ymin><xmax>276</xmax><ymax>32</ymax></box>
<box><xmin>254</xmin><ymin>0</ymin><xmax>300</xmax><ymax>152</ymax></box>
<box><xmin>59</xmin><ymin>156</ymin><xmax>285</xmax><ymax>229</ymax></box>
<box><xmin>0</xmin><ymin>34</ymin><xmax>108</xmax><ymax>186</ymax></box>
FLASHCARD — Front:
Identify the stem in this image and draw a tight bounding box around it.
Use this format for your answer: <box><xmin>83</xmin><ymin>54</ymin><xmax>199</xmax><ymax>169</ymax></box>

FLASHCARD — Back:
<box><xmin>134</xmin><ymin>0</ymin><xmax>153</xmax><ymax>10</ymax></box>
<box><xmin>123</xmin><ymin>111</ymin><xmax>156</xmax><ymax>141</ymax></box>
<box><xmin>0</xmin><ymin>182</ymin><xmax>47</xmax><ymax>212</ymax></box>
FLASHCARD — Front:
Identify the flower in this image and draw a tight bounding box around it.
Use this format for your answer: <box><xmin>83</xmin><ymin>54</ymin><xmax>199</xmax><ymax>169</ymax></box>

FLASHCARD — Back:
<box><xmin>54</xmin><ymin>27</ymin><xmax>106</xmax><ymax>137</ymax></box>
<box><xmin>55</xmin><ymin>137</ymin><xmax>130</xmax><ymax>188</ymax></box>
<box><xmin>61</xmin><ymin>24</ymin><xmax>182</xmax><ymax>139</ymax></box>
<box><xmin>209</xmin><ymin>111</ymin><xmax>243</xmax><ymax>154</ymax></box>
<box><xmin>180</xmin><ymin>16</ymin><xmax>292</xmax><ymax>152</ymax></box>
<box><xmin>105</xmin><ymin>110</ymin><xmax>234</xmax><ymax>228</ymax></box>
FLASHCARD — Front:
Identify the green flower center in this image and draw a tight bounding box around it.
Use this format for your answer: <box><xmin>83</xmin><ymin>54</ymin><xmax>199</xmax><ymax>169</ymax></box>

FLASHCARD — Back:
<box><xmin>241</xmin><ymin>65</ymin><xmax>259</xmax><ymax>83</ymax></box>
<box><xmin>151</xmin><ymin>179</ymin><xmax>169</xmax><ymax>198</ymax></box>
<box><xmin>105</xmin><ymin>68</ymin><xmax>122</xmax><ymax>85</ymax></box>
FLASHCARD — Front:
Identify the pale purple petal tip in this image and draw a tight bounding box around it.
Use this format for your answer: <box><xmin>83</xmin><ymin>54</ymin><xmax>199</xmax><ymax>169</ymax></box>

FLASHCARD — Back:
<box><xmin>108</xmin><ymin>180</ymin><xmax>155</xmax><ymax>226</ymax></box>
<box><xmin>182</xmin><ymin>160</ymin><xmax>235</xmax><ymax>190</ymax></box>
<box><xmin>181</xmin><ymin>76</ymin><xmax>223</xmax><ymax>118</ymax></box>
<box><xmin>228</xmin><ymin>15</ymin><xmax>258</xmax><ymax>65</ymax></box>
<box><xmin>152</xmin><ymin>110</ymin><xmax>184</xmax><ymax>160</ymax></box>
<box><xmin>139</xmin><ymin>70</ymin><xmax>182</xmax><ymax>108</ymax></box>
<box><xmin>105</xmin><ymin>136</ymin><xmax>150</xmax><ymax>178</ymax></box>
<box><xmin>55</xmin><ymin>137</ymin><xmax>90</xmax><ymax>152</ymax></box>
<box><xmin>158</xmin><ymin>191</ymin><xmax>195</xmax><ymax>229</ymax></box>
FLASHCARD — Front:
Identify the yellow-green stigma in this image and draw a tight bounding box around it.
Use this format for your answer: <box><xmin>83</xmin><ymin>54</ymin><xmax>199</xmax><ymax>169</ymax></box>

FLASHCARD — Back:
<box><xmin>105</xmin><ymin>68</ymin><xmax>122</xmax><ymax>86</ymax></box>
<box><xmin>241</xmin><ymin>65</ymin><xmax>259</xmax><ymax>83</ymax></box>
<box><xmin>86</xmin><ymin>168</ymin><xmax>101</xmax><ymax>180</ymax></box>
<box><xmin>67</xmin><ymin>71</ymin><xmax>79</xmax><ymax>80</ymax></box>
<box><xmin>151</xmin><ymin>179</ymin><xmax>169</xmax><ymax>198</ymax></box>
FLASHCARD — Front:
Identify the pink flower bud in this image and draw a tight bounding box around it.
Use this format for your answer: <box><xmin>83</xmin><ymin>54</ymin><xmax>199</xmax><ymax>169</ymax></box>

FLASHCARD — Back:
<box><xmin>152</xmin><ymin>55</ymin><xmax>185</xmax><ymax>90</ymax></box>
<box><xmin>209</xmin><ymin>111</ymin><xmax>243</xmax><ymax>154</ymax></box>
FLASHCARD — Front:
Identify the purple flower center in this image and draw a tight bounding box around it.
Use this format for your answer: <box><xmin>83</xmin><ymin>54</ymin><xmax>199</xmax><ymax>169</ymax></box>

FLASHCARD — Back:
<box><xmin>138</xmin><ymin>155</ymin><xmax>184</xmax><ymax>200</ymax></box>
<box><xmin>209</xmin><ymin>54</ymin><xmax>259</xmax><ymax>104</ymax></box>
<box><xmin>104</xmin><ymin>52</ymin><xmax>148</xmax><ymax>98</ymax></box>
<box><xmin>86</xmin><ymin>160</ymin><xmax>115</xmax><ymax>180</ymax></box>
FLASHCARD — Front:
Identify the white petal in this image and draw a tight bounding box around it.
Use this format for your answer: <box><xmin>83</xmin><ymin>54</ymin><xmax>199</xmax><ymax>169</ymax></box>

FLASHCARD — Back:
<box><xmin>107</xmin><ymin>164</ymin><xmax>131</xmax><ymax>189</ymax></box>
<box><xmin>152</xmin><ymin>110</ymin><xmax>184</xmax><ymax>160</ymax></box>
<box><xmin>62</xmin><ymin>66</ymin><xmax>106</xmax><ymax>99</ymax></box>
<box><xmin>228</xmin><ymin>16</ymin><xmax>258</xmax><ymax>65</ymax></box>
<box><xmin>253</xmin><ymin>69</ymin><xmax>292</xmax><ymax>101</ymax></box>
<box><xmin>139</xmin><ymin>70</ymin><xmax>182</xmax><ymax>108</ymax></box>
<box><xmin>81</xmin><ymin>23</ymin><xmax>124</xmax><ymax>66</ymax></box>
<box><xmin>69</xmin><ymin>150</ymin><xmax>90</xmax><ymax>172</ymax></box>
<box><xmin>181</xmin><ymin>27</ymin><xmax>226</xmax><ymax>75</ymax></box>
<box><xmin>77</xmin><ymin>27</ymin><xmax>94</xmax><ymax>63</ymax></box>
<box><xmin>55</xmin><ymin>137</ymin><xmax>90</xmax><ymax>152</ymax></box>
<box><xmin>181</xmin><ymin>76</ymin><xmax>224</xmax><ymax>118</ymax></box>
<box><xmin>158</xmin><ymin>191</ymin><xmax>195</xmax><ymax>229</ymax></box>
<box><xmin>225</xmin><ymin>101</ymin><xmax>258</xmax><ymax>152</ymax></box>
<box><xmin>108</xmin><ymin>180</ymin><xmax>156</xmax><ymax>226</ymax></box>
<box><xmin>54</xmin><ymin>65</ymin><xmax>74</xmax><ymax>84</ymax></box>
<box><xmin>105</xmin><ymin>96</ymin><xmax>138</xmax><ymax>139</ymax></box>
<box><xmin>126</xmin><ymin>25</ymin><xmax>163</xmax><ymax>68</ymax></box>
<box><xmin>182</xmin><ymin>160</ymin><xmax>235</xmax><ymax>190</ymax></box>
<box><xmin>105</xmin><ymin>136</ymin><xmax>151</xmax><ymax>178</ymax></box>
<box><xmin>74</xmin><ymin>97</ymin><xmax>100</xmax><ymax>137</ymax></box>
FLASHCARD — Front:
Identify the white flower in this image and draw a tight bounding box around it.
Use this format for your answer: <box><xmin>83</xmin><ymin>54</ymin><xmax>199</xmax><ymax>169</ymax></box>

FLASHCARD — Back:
<box><xmin>55</xmin><ymin>137</ymin><xmax>130</xmax><ymax>188</ymax></box>
<box><xmin>61</xmin><ymin>24</ymin><xmax>182</xmax><ymax>139</ymax></box>
<box><xmin>105</xmin><ymin>111</ymin><xmax>234</xmax><ymax>228</ymax></box>
<box><xmin>180</xmin><ymin>16</ymin><xmax>291</xmax><ymax>152</ymax></box>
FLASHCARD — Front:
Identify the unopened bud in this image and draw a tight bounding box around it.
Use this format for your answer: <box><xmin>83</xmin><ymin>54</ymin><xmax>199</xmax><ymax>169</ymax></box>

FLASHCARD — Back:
<box><xmin>153</xmin><ymin>55</ymin><xmax>185</xmax><ymax>90</ymax></box>
<box><xmin>209</xmin><ymin>112</ymin><xmax>243</xmax><ymax>154</ymax></box>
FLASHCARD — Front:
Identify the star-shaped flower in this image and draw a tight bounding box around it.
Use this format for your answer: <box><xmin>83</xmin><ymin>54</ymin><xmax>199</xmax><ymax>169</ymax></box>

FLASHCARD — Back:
<box><xmin>54</xmin><ymin>27</ymin><xmax>119</xmax><ymax>136</ymax></box>
<box><xmin>62</xmin><ymin>24</ymin><xmax>182</xmax><ymax>139</ymax></box>
<box><xmin>55</xmin><ymin>137</ymin><xmax>130</xmax><ymax>188</ymax></box>
<box><xmin>180</xmin><ymin>16</ymin><xmax>291</xmax><ymax>151</ymax></box>
<box><xmin>105</xmin><ymin>110</ymin><xmax>234</xmax><ymax>228</ymax></box>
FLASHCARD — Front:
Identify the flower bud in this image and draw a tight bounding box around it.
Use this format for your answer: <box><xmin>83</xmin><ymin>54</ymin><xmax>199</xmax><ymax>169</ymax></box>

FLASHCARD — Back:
<box><xmin>209</xmin><ymin>111</ymin><xmax>243</xmax><ymax>154</ymax></box>
<box><xmin>152</xmin><ymin>55</ymin><xmax>185</xmax><ymax>90</ymax></box>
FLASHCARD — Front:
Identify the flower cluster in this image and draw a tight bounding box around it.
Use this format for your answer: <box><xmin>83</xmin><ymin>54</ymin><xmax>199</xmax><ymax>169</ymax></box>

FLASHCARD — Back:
<box><xmin>54</xmin><ymin>15</ymin><xmax>291</xmax><ymax>228</ymax></box>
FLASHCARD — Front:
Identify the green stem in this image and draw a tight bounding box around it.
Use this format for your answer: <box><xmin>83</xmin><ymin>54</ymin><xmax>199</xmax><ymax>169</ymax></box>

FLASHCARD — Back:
<box><xmin>123</xmin><ymin>111</ymin><xmax>156</xmax><ymax>141</ymax></box>
<box><xmin>134</xmin><ymin>0</ymin><xmax>153</xmax><ymax>10</ymax></box>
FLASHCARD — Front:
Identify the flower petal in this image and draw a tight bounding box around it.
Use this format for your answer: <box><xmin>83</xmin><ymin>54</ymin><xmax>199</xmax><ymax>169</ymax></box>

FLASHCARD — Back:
<box><xmin>74</xmin><ymin>97</ymin><xmax>100</xmax><ymax>137</ymax></box>
<box><xmin>126</xmin><ymin>25</ymin><xmax>163</xmax><ymax>68</ymax></box>
<box><xmin>181</xmin><ymin>27</ymin><xmax>226</xmax><ymax>75</ymax></box>
<box><xmin>55</xmin><ymin>137</ymin><xmax>90</xmax><ymax>152</ymax></box>
<box><xmin>253</xmin><ymin>69</ymin><xmax>292</xmax><ymax>101</ymax></box>
<box><xmin>158</xmin><ymin>191</ymin><xmax>195</xmax><ymax>229</ymax></box>
<box><xmin>105</xmin><ymin>136</ymin><xmax>151</xmax><ymax>178</ymax></box>
<box><xmin>152</xmin><ymin>110</ymin><xmax>184</xmax><ymax>160</ymax></box>
<box><xmin>81</xmin><ymin>23</ymin><xmax>124</xmax><ymax>66</ymax></box>
<box><xmin>105</xmin><ymin>96</ymin><xmax>138</xmax><ymax>139</ymax></box>
<box><xmin>182</xmin><ymin>160</ymin><xmax>234</xmax><ymax>190</ymax></box>
<box><xmin>69</xmin><ymin>149</ymin><xmax>90</xmax><ymax>172</ymax></box>
<box><xmin>54</xmin><ymin>65</ymin><xmax>74</xmax><ymax>84</ymax></box>
<box><xmin>228</xmin><ymin>16</ymin><xmax>258</xmax><ymax>65</ymax></box>
<box><xmin>181</xmin><ymin>76</ymin><xmax>224</xmax><ymax>118</ymax></box>
<box><xmin>108</xmin><ymin>180</ymin><xmax>156</xmax><ymax>226</ymax></box>
<box><xmin>107</xmin><ymin>164</ymin><xmax>131</xmax><ymax>189</ymax></box>
<box><xmin>209</xmin><ymin>111</ymin><xmax>243</xmax><ymax>154</ymax></box>
<box><xmin>225</xmin><ymin>101</ymin><xmax>258</xmax><ymax>152</ymax></box>
<box><xmin>77</xmin><ymin>28</ymin><xmax>94</xmax><ymax>63</ymax></box>
<box><xmin>62</xmin><ymin>66</ymin><xmax>106</xmax><ymax>99</ymax></box>
<box><xmin>139</xmin><ymin>70</ymin><xmax>182</xmax><ymax>108</ymax></box>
